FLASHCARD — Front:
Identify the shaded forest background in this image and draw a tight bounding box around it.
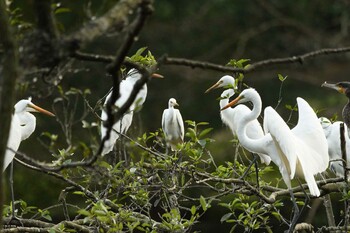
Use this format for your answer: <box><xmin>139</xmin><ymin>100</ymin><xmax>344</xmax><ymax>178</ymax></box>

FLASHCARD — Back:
<box><xmin>2</xmin><ymin>0</ymin><xmax>350</xmax><ymax>231</ymax></box>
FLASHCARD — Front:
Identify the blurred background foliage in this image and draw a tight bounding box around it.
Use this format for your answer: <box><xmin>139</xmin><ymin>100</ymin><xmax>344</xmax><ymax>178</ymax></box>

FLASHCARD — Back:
<box><xmin>3</xmin><ymin>0</ymin><xmax>350</xmax><ymax>231</ymax></box>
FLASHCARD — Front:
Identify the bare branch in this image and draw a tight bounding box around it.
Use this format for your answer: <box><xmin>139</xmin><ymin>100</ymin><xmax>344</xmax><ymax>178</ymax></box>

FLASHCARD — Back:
<box><xmin>163</xmin><ymin>47</ymin><xmax>350</xmax><ymax>74</ymax></box>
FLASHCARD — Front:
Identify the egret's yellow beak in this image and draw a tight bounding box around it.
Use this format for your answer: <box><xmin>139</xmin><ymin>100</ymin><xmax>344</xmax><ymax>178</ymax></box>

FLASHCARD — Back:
<box><xmin>205</xmin><ymin>81</ymin><xmax>221</xmax><ymax>93</ymax></box>
<box><xmin>221</xmin><ymin>95</ymin><xmax>241</xmax><ymax>111</ymax></box>
<box><xmin>151</xmin><ymin>73</ymin><xmax>164</xmax><ymax>79</ymax></box>
<box><xmin>28</xmin><ymin>103</ymin><xmax>55</xmax><ymax>116</ymax></box>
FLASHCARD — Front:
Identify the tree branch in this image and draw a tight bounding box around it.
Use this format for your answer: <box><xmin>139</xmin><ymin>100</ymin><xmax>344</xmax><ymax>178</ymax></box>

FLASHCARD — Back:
<box><xmin>0</xmin><ymin>0</ymin><xmax>20</xmax><ymax>225</ymax></box>
<box><xmin>66</xmin><ymin>0</ymin><xmax>146</xmax><ymax>49</ymax></box>
<box><xmin>34</xmin><ymin>0</ymin><xmax>59</xmax><ymax>39</ymax></box>
<box><xmin>163</xmin><ymin>47</ymin><xmax>350</xmax><ymax>74</ymax></box>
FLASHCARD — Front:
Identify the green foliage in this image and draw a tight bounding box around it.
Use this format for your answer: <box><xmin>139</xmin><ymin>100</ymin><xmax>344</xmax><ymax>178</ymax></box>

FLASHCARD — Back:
<box><xmin>219</xmin><ymin>195</ymin><xmax>282</xmax><ymax>232</ymax></box>
<box><xmin>226</xmin><ymin>58</ymin><xmax>250</xmax><ymax>82</ymax></box>
<box><xmin>3</xmin><ymin>200</ymin><xmax>52</xmax><ymax>221</ymax></box>
<box><xmin>128</xmin><ymin>47</ymin><xmax>157</xmax><ymax>67</ymax></box>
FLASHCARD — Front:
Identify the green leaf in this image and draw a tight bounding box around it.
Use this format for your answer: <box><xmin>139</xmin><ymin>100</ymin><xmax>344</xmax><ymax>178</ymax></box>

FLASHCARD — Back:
<box><xmin>190</xmin><ymin>205</ymin><xmax>196</xmax><ymax>215</ymax></box>
<box><xmin>220</xmin><ymin>213</ymin><xmax>233</xmax><ymax>223</ymax></box>
<box><xmin>277</xmin><ymin>74</ymin><xmax>287</xmax><ymax>82</ymax></box>
<box><xmin>198</xmin><ymin>128</ymin><xmax>213</xmax><ymax>138</ymax></box>
<box><xmin>200</xmin><ymin>195</ymin><xmax>207</xmax><ymax>211</ymax></box>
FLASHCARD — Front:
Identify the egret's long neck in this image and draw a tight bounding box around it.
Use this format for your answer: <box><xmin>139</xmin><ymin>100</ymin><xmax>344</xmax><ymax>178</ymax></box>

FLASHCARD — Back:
<box><xmin>168</xmin><ymin>106</ymin><xmax>175</xmax><ymax>120</ymax></box>
<box><xmin>219</xmin><ymin>89</ymin><xmax>235</xmax><ymax>109</ymax></box>
<box><xmin>18</xmin><ymin>112</ymin><xmax>36</xmax><ymax>141</ymax></box>
<box><xmin>236</xmin><ymin>96</ymin><xmax>267</xmax><ymax>154</ymax></box>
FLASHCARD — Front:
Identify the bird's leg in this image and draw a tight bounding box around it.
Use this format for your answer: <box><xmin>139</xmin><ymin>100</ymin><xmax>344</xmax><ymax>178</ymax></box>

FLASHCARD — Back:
<box><xmin>7</xmin><ymin>161</ymin><xmax>22</xmax><ymax>226</ymax></box>
<box><xmin>296</xmin><ymin>178</ymin><xmax>310</xmax><ymax>219</ymax></box>
<box><xmin>254</xmin><ymin>158</ymin><xmax>260</xmax><ymax>190</ymax></box>
<box><xmin>240</xmin><ymin>153</ymin><xmax>258</xmax><ymax>182</ymax></box>
<box><xmin>10</xmin><ymin>160</ymin><xmax>16</xmax><ymax>219</ymax></box>
<box><xmin>286</xmin><ymin>189</ymin><xmax>300</xmax><ymax>233</ymax></box>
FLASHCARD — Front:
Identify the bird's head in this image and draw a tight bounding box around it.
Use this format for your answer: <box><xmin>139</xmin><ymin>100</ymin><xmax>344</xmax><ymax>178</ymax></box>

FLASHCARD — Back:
<box><xmin>169</xmin><ymin>98</ymin><xmax>179</xmax><ymax>108</ymax></box>
<box><xmin>205</xmin><ymin>75</ymin><xmax>235</xmax><ymax>93</ymax></box>
<box><xmin>221</xmin><ymin>88</ymin><xmax>258</xmax><ymax>111</ymax></box>
<box><xmin>319</xmin><ymin>117</ymin><xmax>332</xmax><ymax>128</ymax></box>
<box><xmin>322</xmin><ymin>81</ymin><xmax>350</xmax><ymax>95</ymax></box>
<box><xmin>127</xmin><ymin>68</ymin><xmax>164</xmax><ymax>80</ymax></box>
<box><xmin>14</xmin><ymin>98</ymin><xmax>55</xmax><ymax>116</ymax></box>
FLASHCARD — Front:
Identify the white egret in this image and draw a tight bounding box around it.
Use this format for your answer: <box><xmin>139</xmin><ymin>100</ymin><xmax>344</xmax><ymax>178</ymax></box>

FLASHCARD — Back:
<box><xmin>162</xmin><ymin>98</ymin><xmax>184</xmax><ymax>151</ymax></box>
<box><xmin>4</xmin><ymin>98</ymin><xmax>55</xmax><ymax>171</ymax></box>
<box><xmin>100</xmin><ymin>69</ymin><xmax>163</xmax><ymax>155</ymax></box>
<box><xmin>205</xmin><ymin>75</ymin><xmax>271</xmax><ymax>165</ymax></box>
<box><xmin>222</xmin><ymin>88</ymin><xmax>329</xmax><ymax>232</ymax></box>
<box><xmin>222</xmin><ymin>88</ymin><xmax>328</xmax><ymax>197</ymax></box>
<box><xmin>319</xmin><ymin>117</ymin><xmax>350</xmax><ymax>178</ymax></box>
<box><xmin>3</xmin><ymin>98</ymin><xmax>54</xmax><ymax>221</ymax></box>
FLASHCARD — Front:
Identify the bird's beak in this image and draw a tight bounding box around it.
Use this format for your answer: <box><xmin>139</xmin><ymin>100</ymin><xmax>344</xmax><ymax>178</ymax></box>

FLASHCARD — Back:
<box><xmin>175</xmin><ymin>102</ymin><xmax>179</xmax><ymax>107</ymax></box>
<box><xmin>205</xmin><ymin>81</ymin><xmax>221</xmax><ymax>93</ymax></box>
<box><xmin>151</xmin><ymin>73</ymin><xmax>164</xmax><ymax>79</ymax></box>
<box><xmin>322</xmin><ymin>82</ymin><xmax>346</xmax><ymax>94</ymax></box>
<box><xmin>221</xmin><ymin>96</ymin><xmax>241</xmax><ymax>111</ymax></box>
<box><xmin>28</xmin><ymin>103</ymin><xmax>55</xmax><ymax>116</ymax></box>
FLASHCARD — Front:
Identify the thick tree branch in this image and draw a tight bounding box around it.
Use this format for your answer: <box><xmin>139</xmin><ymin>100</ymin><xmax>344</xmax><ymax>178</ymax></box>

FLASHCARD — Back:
<box><xmin>66</xmin><ymin>0</ymin><xmax>146</xmax><ymax>48</ymax></box>
<box><xmin>0</xmin><ymin>0</ymin><xmax>20</xmax><ymax>226</ymax></box>
<box><xmin>100</xmin><ymin>0</ymin><xmax>154</xmax><ymax>159</ymax></box>
<box><xmin>34</xmin><ymin>0</ymin><xmax>58</xmax><ymax>39</ymax></box>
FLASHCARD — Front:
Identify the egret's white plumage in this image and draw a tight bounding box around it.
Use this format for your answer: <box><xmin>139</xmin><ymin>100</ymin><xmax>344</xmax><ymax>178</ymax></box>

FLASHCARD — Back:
<box><xmin>206</xmin><ymin>75</ymin><xmax>271</xmax><ymax>165</ymax></box>
<box><xmin>222</xmin><ymin>88</ymin><xmax>329</xmax><ymax>196</ymax></box>
<box><xmin>3</xmin><ymin>98</ymin><xmax>55</xmax><ymax>171</ymax></box>
<box><xmin>101</xmin><ymin>69</ymin><xmax>163</xmax><ymax>155</ymax></box>
<box><xmin>319</xmin><ymin>117</ymin><xmax>350</xmax><ymax>177</ymax></box>
<box><xmin>162</xmin><ymin>98</ymin><xmax>184</xmax><ymax>151</ymax></box>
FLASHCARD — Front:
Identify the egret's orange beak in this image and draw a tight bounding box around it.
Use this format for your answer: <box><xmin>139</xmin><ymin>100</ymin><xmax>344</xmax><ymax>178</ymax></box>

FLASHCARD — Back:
<box><xmin>29</xmin><ymin>103</ymin><xmax>55</xmax><ymax>116</ymax></box>
<box><xmin>205</xmin><ymin>81</ymin><xmax>221</xmax><ymax>93</ymax></box>
<box><xmin>151</xmin><ymin>73</ymin><xmax>164</xmax><ymax>79</ymax></box>
<box><xmin>221</xmin><ymin>95</ymin><xmax>241</xmax><ymax>111</ymax></box>
<box><xmin>322</xmin><ymin>82</ymin><xmax>346</xmax><ymax>94</ymax></box>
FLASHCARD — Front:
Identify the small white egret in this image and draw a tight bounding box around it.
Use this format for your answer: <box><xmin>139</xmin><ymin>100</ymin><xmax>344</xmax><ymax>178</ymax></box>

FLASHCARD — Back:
<box><xmin>205</xmin><ymin>75</ymin><xmax>271</xmax><ymax>165</ymax></box>
<box><xmin>4</xmin><ymin>98</ymin><xmax>55</xmax><ymax>171</ymax></box>
<box><xmin>319</xmin><ymin>117</ymin><xmax>350</xmax><ymax>178</ymax></box>
<box><xmin>221</xmin><ymin>88</ymin><xmax>329</xmax><ymax>197</ymax></box>
<box><xmin>162</xmin><ymin>98</ymin><xmax>184</xmax><ymax>151</ymax></box>
<box><xmin>100</xmin><ymin>69</ymin><xmax>163</xmax><ymax>155</ymax></box>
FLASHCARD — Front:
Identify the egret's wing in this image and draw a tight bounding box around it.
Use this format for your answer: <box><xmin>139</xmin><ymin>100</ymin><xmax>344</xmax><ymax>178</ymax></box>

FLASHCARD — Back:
<box><xmin>264</xmin><ymin>107</ymin><xmax>298</xmax><ymax>178</ymax></box>
<box><xmin>162</xmin><ymin>109</ymin><xmax>168</xmax><ymax>136</ymax></box>
<box><xmin>175</xmin><ymin>109</ymin><xmax>185</xmax><ymax>141</ymax></box>
<box><xmin>3</xmin><ymin>115</ymin><xmax>21</xmax><ymax>171</ymax></box>
<box><xmin>292</xmin><ymin>98</ymin><xmax>329</xmax><ymax>172</ymax></box>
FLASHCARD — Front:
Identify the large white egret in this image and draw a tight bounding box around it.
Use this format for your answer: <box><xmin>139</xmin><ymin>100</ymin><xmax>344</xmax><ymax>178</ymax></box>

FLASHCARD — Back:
<box><xmin>100</xmin><ymin>69</ymin><xmax>163</xmax><ymax>155</ymax></box>
<box><xmin>3</xmin><ymin>98</ymin><xmax>54</xmax><ymax>221</ymax></box>
<box><xmin>3</xmin><ymin>98</ymin><xmax>55</xmax><ymax>171</ymax></box>
<box><xmin>222</xmin><ymin>88</ymin><xmax>328</xmax><ymax>196</ymax></box>
<box><xmin>162</xmin><ymin>98</ymin><xmax>184</xmax><ymax>151</ymax></box>
<box><xmin>205</xmin><ymin>75</ymin><xmax>271</xmax><ymax>165</ymax></box>
<box><xmin>222</xmin><ymin>88</ymin><xmax>329</xmax><ymax>232</ymax></box>
<box><xmin>319</xmin><ymin>117</ymin><xmax>350</xmax><ymax>178</ymax></box>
